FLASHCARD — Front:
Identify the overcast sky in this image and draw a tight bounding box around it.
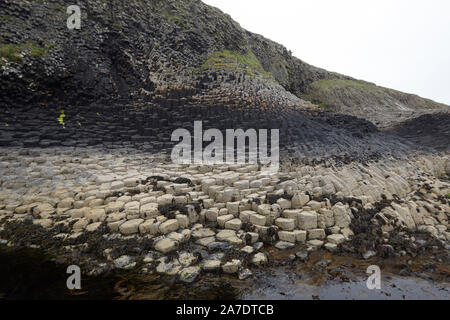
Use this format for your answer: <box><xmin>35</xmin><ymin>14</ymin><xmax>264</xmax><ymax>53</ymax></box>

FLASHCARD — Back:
<box><xmin>203</xmin><ymin>0</ymin><xmax>450</xmax><ymax>105</ymax></box>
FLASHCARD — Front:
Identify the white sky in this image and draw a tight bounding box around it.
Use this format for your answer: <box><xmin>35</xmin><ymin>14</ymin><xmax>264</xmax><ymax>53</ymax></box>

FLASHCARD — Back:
<box><xmin>202</xmin><ymin>0</ymin><xmax>450</xmax><ymax>105</ymax></box>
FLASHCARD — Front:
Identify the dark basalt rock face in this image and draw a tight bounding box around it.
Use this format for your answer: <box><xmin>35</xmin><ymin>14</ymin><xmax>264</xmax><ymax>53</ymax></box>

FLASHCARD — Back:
<box><xmin>388</xmin><ymin>113</ymin><xmax>450</xmax><ymax>151</ymax></box>
<box><xmin>0</xmin><ymin>90</ymin><xmax>420</xmax><ymax>162</ymax></box>
<box><xmin>1</xmin><ymin>0</ymin><xmax>446</xmax><ymax>114</ymax></box>
<box><xmin>0</xmin><ymin>0</ymin><xmax>448</xmax><ymax>159</ymax></box>
<box><xmin>1</xmin><ymin>0</ymin><xmax>273</xmax><ymax>106</ymax></box>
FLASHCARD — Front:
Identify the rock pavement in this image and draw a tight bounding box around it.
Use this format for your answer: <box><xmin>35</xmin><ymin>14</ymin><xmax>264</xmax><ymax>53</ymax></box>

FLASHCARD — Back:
<box><xmin>0</xmin><ymin>146</ymin><xmax>448</xmax><ymax>282</ymax></box>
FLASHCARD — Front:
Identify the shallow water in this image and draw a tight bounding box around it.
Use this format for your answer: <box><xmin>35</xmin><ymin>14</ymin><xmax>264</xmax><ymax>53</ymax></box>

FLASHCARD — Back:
<box><xmin>0</xmin><ymin>246</ymin><xmax>448</xmax><ymax>300</ymax></box>
<box><xmin>240</xmin><ymin>268</ymin><xmax>450</xmax><ymax>300</ymax></box>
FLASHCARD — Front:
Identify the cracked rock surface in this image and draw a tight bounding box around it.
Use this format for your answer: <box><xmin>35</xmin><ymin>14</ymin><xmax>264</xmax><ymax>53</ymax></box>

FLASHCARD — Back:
<box><xmin>0</xmin><ymin>146</ymin><xmax>448</xmax><ymax>281</ymax></box>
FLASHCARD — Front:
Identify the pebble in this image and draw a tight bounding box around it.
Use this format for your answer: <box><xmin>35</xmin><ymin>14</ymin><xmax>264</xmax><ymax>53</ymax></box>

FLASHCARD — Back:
<box><xmin>275</xmin><ymin>241</ymin><xmax>295</xmax><ymax>250</ymax></box>
<box><xmin>363</xmin><ymin>250</ymin><xmax>377</xmax><ymax>260</ymax></box>
<box><xmin>222</xmin><ymin>259</ymin><xmax>241</xmax><ymax>274</ymax></box>
<box><xmin>114</xmin><ymin>255</ymin><xmax>134</xmax><ymax>269</ymax></box>
<box><xmin>155</xmin><ymin>238</ymin><xmax>178</xmax><ymax>253</ymax></box>
<box><xmin>202</xmin><ymin>259</ymin><xmax>221</xmax><ymax>271</ymax></box>
<box><xmin>179</xmin><ymin>266</ymin><xmax>201</xmax><ymax>283</ymax></box>
<box><xmin>238</xmin><ymin>268</ymin><xmax>253</xmax><ymax>280</ymax></box>
<box><xmin>252</xmin><ymin>252</ymin><xmax>268</xmax><ymax>266</ymax></box>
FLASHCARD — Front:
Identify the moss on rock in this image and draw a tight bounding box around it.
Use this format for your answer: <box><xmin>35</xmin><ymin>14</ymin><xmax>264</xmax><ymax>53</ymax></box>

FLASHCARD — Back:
<box><xmin>196</xmin><ymin>49</ymin><xmax>273</xmax><ymax>79</ymax></box>
<box><xmin>0</xmin><ymin>42</ymin><xmax>49</xmax><ymax>63</ymax></box>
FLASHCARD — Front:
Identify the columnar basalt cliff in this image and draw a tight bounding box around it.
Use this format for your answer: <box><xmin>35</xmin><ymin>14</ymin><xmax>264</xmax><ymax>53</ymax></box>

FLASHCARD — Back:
<box><xmin>0</xmin><ymin>0</ymin><xmax>447</xmax><ymax>123</ymax></box>
<box><xmin>0</xmin><ymin>0</ymin><xmax>449</xmax><ymax>287</ymax></box>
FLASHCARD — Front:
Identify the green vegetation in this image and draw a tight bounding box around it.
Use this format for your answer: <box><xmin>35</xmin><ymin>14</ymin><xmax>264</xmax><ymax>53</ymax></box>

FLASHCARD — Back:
<box><xmin>0</xmin><ymin>42</ymin><xmax>49</xmax><ymax>63</ymax></box>
<box><xmin>195</xmin><ymin>49</ymin><xmax>273</xmax><ymax>79</ymax></box>
<box><xmin>148</xmin><ymin>0</ymin><xmax>188</xmax><ymax>28</ymax></box>
<box><xmin>300</xmin><ymin>79</ymin><xmax>390</xmax><ymax>111</ymax></box>
<box><xmin>299</xmin><ymin>92</ymin><xmax>333</xmax><ymax>111</ymax></box>
<box><xmin>1</xmin><ymin>15</ymin><xmax>12</xmax><ymax>23</ymax></box>
<box><xmin>0</xmin><ymin>44</ymin><xmax>22</xmax><ymax>62</ymax></box>
<box><xmin>53</xmin><ymin>3</ymin><xmax>63</xmax><ymax>11</ymax></box>
<box><xmin>148</xmin><ymin>0</ymin><xmax>161</xmax><ymax>10</ymax></box>
<box><xmin>302</xmin><ymin>78</ymin><xmax>446</xmax><ymax>111</ymax></box>
<box><xmin>317</xmin><ymin>101</ymin><xmax>333</xmax><ymax>111</ymax></box>
<box><xmin>314</xmin><ymin>79</ymin><xmax>377</xmax><ymax>89</ymax></box>
<box><xmin>29</xmin><ymin>44</ymin><xmax>48</xmax><ymax>57</ymax></box>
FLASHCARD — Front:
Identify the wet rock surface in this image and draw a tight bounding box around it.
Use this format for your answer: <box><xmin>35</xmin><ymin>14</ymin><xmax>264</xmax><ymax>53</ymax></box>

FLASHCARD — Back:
<box><xmin>0</xmin><ymin>146</ymin><xmax>448</xmax><ymax>288</ymax></box>
<box><xmin>0</xmin><ymin>245</ymin><xmax>448</xmax><ymax>300</ymax></box>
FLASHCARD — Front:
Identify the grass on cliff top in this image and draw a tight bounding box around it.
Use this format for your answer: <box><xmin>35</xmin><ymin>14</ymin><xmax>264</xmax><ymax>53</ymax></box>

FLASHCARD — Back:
<box><xmin>299</xmin><ymin>79</ymin><xmax>385</xmax><ymax>111</ymax></box>
<box><xmin>313</xmin><ymin>79</ymin><xmax>378</xmax><ymax>90</ymax></box>
<box><xmin>304</xmin><ymin>79</ymin><xmax>445</xmax><ymax>110</ymax></box>
<box><xmin>0</xmin><ymin>42</ymin><xmax>49</xmax><ymax>63</ymax></box>
<box><xmin>195</xmin><ymin>49</ymin><xmax>273</xmax><ymax>79</ymax></box>
<box><xmin>148</xmin><ymin>0</ymin><xmax>189</xmax><ymax>28</ymax></box>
